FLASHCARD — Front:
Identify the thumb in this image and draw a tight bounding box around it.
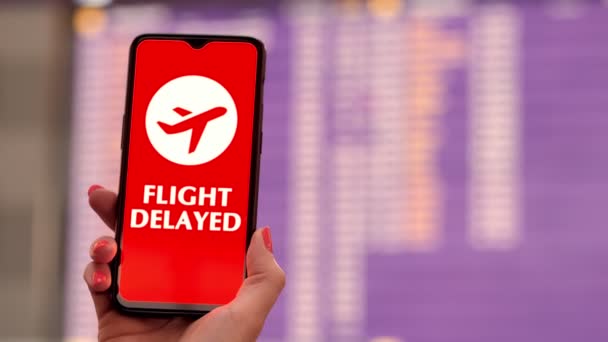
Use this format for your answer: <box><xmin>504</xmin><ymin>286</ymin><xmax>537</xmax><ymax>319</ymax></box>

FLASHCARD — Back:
<box><xmin>227</xmin><ymin>227</ymin><xmax>285</xmax><ymax>335</ymax></box>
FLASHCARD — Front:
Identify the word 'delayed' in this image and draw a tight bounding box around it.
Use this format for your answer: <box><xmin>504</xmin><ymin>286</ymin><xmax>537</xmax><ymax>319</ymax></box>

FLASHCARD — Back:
<box><xmin>129</xmin><ymin>185</ymin><xmax>243</xmax><ymax>232</ymax></box>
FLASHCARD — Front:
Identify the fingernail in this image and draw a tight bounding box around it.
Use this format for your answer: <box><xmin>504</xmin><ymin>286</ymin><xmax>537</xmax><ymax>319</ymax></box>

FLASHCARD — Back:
<box><xmin>92</xmin><ymin>271</ymin><xmax>107</xmax><ymax>286</ymax></box>
<box><xmin>92</xmin><ymin>239</ymin><xmax>109</xmax><ymax>253</ymax></box>
<box><xmin>262</xmin><ymin>227</ymin><xmax>273</xmax><ymax>253</ymax></box>
<box><xmin>88</xmin><ymin>184</ymin><xmax>103</xmax><ymax>196</ymax></box>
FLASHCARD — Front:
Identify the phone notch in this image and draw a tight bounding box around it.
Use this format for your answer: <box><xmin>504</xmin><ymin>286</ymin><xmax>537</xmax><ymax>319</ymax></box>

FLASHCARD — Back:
<box><xmin>184</xmin><ymin>38</ymin><xmax>210</xmax><ymax>50</ymax></box>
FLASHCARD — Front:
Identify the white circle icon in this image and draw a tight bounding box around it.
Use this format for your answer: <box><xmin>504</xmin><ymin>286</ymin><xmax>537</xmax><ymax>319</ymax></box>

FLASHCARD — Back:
<box><xmin>145</xmin><ymin>75</ymin><xmax>238</xmax><ymax>166</ymax></box>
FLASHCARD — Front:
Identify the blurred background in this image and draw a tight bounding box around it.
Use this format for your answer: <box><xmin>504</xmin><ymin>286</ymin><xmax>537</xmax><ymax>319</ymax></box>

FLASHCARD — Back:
<box><xmin>3</xmin><ymin>0</ymin><xmax>608</xmax><ymax>341</ymax></box>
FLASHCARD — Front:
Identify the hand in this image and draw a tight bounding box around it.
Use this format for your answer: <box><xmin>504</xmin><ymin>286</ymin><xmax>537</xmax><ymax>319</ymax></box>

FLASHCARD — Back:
<box><xmin>84</xmin><ymin>185</ymin><xmax>285</xmax><ymax>342</ymax></box>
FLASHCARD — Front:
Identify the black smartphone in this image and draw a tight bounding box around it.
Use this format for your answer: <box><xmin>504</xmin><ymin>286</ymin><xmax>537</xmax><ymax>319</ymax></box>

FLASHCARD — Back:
<box><xmin>112</xmin><ymin>34</ymin><xmax>265</xmax><ymax>315</ymax></box>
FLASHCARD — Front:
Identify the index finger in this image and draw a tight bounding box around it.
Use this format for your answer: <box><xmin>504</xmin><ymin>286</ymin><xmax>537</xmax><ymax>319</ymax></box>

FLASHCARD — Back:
<box><xmin>88</xmin><ymin>185</ymin><xmax>118</xmax><ymax>231</ymax></box>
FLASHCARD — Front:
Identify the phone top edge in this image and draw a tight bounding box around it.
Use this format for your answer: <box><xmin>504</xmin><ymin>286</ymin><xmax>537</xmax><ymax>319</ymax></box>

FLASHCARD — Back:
<box><xmin>130</xmin><ymin>33</ymin><xmax>266</xmax><ymax>51</ymax></box>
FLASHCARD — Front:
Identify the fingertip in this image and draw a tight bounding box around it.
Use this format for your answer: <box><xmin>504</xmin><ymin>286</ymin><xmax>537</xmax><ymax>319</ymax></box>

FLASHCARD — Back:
<box><xmin>88</xmin><ymin>187</ymin><xmax>112</xmax><ymax>207</ymax></box>
<box><xmin>89</xmin><ymin>236</ymin><xmax>117</xmax><ymax>264</ymax></box>
<box><xmin>84</xmin><ymin>263</ymin><xmax>112</xmax><ymax>292</ymax></box>
<box><xmin>247</xmin><ymin>227</ymin><xmax>284</xmax><ymax>279</ymax></box>
<box><xmin>88</xmin><ymin>188</ymin><xmax>118</xmax><ymax>230</ymax></box>
<box><xmin>88</xmin><ymin>188</ymin><xmax>102</xmax><ymax>209</ymax></box>
<box><xmin>88</xmin><ymin>184</ymin><xmax>104</xmax><ymax>197</ymax></box>
<box><xmin>251</xmin><ymin>227</ymin><xmax>274</xmax><ymax>255</ymax></box>
<box><xmin>248</xmin><ymin>228</ymin><xmax>266</xmax><ymax>255</ymax></box>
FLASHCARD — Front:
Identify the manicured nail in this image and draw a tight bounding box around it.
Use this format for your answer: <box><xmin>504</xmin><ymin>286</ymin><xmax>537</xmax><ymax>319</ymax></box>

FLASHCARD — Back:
<box><xmin>92</xmin><ymin>271</ymin><xmax>107</xmax><ymax>286</ymax></box>
<box><xmin>88</xmin><ymin>184</ymin><xmax>103</xmax><ymax>196</ymax></box>
<box><xmin>92</xmin><ymin>239</ymin><xmax>109</xmax><ymax>254</ymax></box>
<box><xmin>262</xmin><ymin>227</ymin><xmax>273</xmax><ymax>253</ymax></box>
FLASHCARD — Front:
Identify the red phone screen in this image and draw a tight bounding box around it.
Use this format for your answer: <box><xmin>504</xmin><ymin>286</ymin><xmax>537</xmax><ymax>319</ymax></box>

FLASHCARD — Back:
<box><xmin>117</xmin><ymin>38</ymin><xmax>261</xmax><ymax>307</ymax></box>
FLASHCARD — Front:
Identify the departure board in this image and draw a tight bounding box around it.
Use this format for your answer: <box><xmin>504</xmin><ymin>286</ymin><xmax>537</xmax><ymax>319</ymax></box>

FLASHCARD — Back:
<box><xmin>65</xmin><ymin>1</ymin><xmax>608</xmax><ymax>341</ymax></box>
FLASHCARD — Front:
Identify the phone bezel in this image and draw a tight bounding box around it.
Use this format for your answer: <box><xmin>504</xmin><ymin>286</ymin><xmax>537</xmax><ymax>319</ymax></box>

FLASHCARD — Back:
<box><xmin>111</xmin><ymin>34</ymin><xmax>266</xmax><ymax>316</ymax></box>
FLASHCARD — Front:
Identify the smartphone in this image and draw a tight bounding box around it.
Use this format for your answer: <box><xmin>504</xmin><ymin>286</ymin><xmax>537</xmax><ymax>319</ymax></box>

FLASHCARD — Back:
<box><xmin>112</xmin><ymin>34</ymin><xmax>265</xmax><ymax>315</ymax></box>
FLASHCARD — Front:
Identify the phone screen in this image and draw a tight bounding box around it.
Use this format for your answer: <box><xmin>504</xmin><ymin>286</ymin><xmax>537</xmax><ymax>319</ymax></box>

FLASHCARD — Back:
<box><xmin>116</xmin><ymin>37</ymin><xmax>262</xmax><ymax>310</ymax></box>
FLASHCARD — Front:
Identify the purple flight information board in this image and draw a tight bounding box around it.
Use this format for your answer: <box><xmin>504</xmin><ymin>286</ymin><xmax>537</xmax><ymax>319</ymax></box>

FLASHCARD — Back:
<box><xmin>64</xmin><ymin>1</ymin><xmax>608</xmax><ymax>341</ymax></box>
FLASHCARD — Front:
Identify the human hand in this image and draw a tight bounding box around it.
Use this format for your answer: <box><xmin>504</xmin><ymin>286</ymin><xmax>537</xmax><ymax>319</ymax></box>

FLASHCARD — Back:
<box><xmin>84</xmin><ymin>185</ymin><xmax>285</xmax><ymax>341</ymax></box>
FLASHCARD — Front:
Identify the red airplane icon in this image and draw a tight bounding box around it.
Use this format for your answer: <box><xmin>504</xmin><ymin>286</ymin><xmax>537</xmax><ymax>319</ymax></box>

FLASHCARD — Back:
<box><xmin>158</xmin><ymin>106</ymin><xmax>227</xmax><ymax>154</ymax></box>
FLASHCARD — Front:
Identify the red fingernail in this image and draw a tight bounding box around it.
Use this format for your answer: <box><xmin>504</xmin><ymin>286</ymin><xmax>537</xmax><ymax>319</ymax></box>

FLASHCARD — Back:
<box><xmin>92</xmin><ymin>271</ymin><xmax>107</xmax><ymax>286</ymax></box>
<box><xmin>92</xmin><ymin>239</ymin><xmax>109</xmax><ymax>253</ymax></box>
<box><xmin>88</xmin><ymin>184</ymin><xmax>103</xmax><ymax>196</ymax></box>
<box><xmin>262</xmin><ymin>227</ymin><xmax>273</xmax><ymax>253</ymax></box>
